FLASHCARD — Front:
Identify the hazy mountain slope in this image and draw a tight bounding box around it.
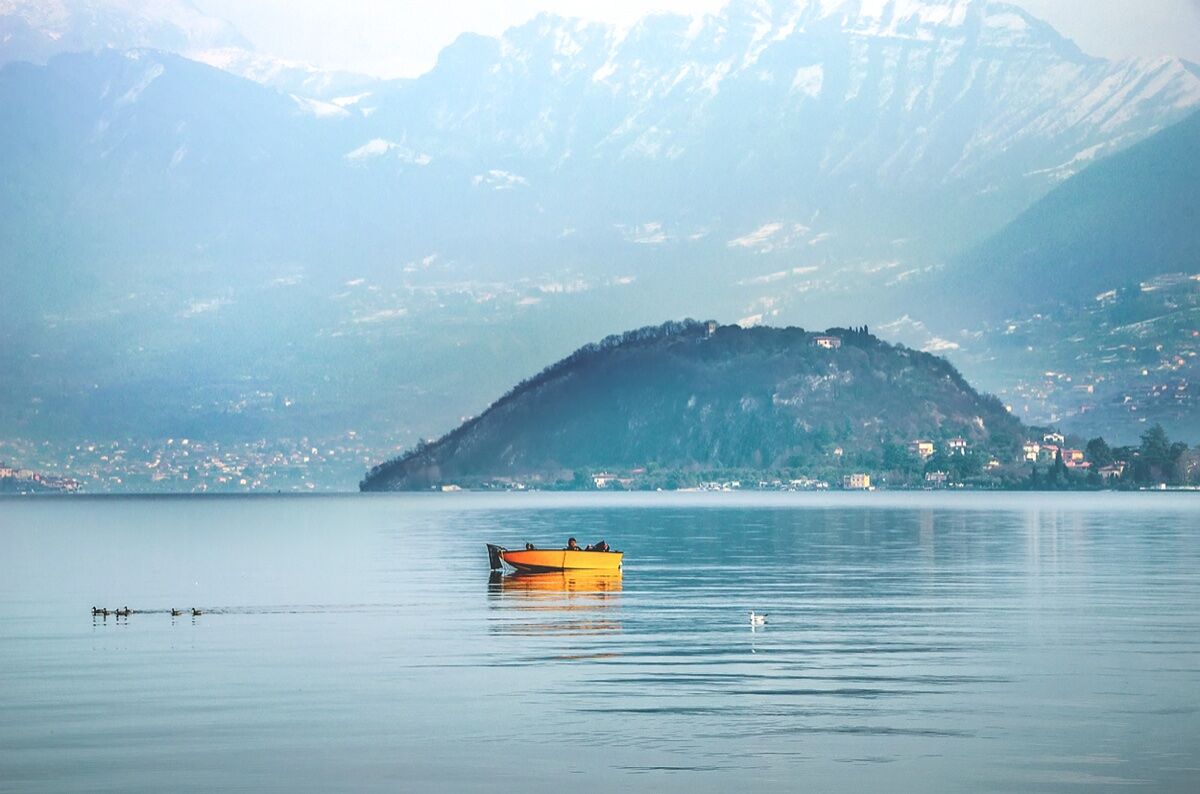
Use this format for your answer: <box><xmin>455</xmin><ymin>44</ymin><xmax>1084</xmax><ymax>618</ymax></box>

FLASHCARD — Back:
<box><xmin>0</xmin><ymin>50</ymin><xmax>364</xmax><ymax>317</ymax></box>
<box><xmin>361</xmin><ymin>320</ymin><xmax>1026</xmax><ymax>490</ymax></box>
<box><xmin>885</xmin><ymin>110</ymin><xmax>1200</xmax><ymax>442</ymax></box>
<box><xmin>947</xmin><ymin>108</ymin><xmax>1200</xmax><ymax>318</ymax></box>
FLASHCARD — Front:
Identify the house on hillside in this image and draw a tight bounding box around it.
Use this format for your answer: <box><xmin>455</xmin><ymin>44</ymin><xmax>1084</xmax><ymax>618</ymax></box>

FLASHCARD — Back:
<box><xmin>925</xmin><ymin>471</ymin><xmax>949</xmax><ymax>488</ymax></box>
<box><xmin>594</xmin><ymin>472</ymin><xmax>634</xmax><ymax>489</ymax></box>
<box><xmin>909</xmin><ymin>440</ymin><xmax>935</xmax><ymax>459</ymax></box>
<box><xmin>813</xmin><ymin>335</ymin><xmax>842</xmax><ymax>350</ymax></box>
<box><xmin>1023</xmin><ymin>442</ymin><xmax>1041</xmax><ymax>462</ymax></box>
<box><xmin>1098</xmin><ymin>463</ymin><xmax>1126</xmax><ymax>481</ymax></box>
<box><xmin>592</xmin><ymin>472</ymin><xmax>619</xmax><ymax>488</ymax></box>
<box><xmin>1043</xmin><ymin>432</ymin><xmax>1065</xmax><ymax>445</ymax></box>
<box><xmin>947</xmin><ymin>438</ymin><xmax>968</xmax><ymax>455</ymax></box>
<box><xmin>843</xmin><ymin>473</ymin><xmax>871</xmax><ymax>490</ymax></box>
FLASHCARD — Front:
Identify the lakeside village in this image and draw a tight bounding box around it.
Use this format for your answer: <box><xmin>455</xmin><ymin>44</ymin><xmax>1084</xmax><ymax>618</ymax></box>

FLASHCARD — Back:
<box><xmin>438</xmin><ymin>424</ymin><xmax>1200</xmax><ymax>494</ymax></box>
<box><xmin>0</xmin><ymin>463</ymin><xmax>81</xmax><ymax>494</ymax></box>
<box><xmin>3</xmin><ymin>425</ymin><xmax>1196</xmax><ymax>495</ymax></box>
<box><xmin>0</xmin><ymin>434</ymin><xmax>407</xmax><ymax>495</ymax></box>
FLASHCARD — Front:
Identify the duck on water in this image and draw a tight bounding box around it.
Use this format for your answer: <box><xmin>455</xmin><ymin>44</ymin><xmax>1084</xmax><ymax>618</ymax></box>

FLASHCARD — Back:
<box><xmin>91</xmin><ymin>606</ymin><xmax>131</xmax><ymax>617</ymax></box>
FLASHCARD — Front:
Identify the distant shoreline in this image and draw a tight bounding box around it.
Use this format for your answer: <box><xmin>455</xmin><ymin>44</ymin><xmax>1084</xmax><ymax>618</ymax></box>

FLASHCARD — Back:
<box><xmin>4</xmin><ymin>487</ymin><xmax>1197</xmax><ymax>499</ymax></box>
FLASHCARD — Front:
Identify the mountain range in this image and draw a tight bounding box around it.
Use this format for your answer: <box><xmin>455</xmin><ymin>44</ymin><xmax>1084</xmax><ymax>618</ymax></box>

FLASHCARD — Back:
<box><xmin>2</xmin><ymin>0</ymin><xmax>1199</xmax><ymax>474</ymax></box>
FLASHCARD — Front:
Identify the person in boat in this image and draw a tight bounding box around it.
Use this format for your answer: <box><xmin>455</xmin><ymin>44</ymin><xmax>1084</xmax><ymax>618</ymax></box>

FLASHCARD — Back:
<box><xmin>566</xmin><ymin>538</ymin><xmax>580</xmax><ymax>551</ymax></box>
<box><xmin>592</xmin><ymin>540</ymin><xmax>610</xmax><ymax>552</ymax></box>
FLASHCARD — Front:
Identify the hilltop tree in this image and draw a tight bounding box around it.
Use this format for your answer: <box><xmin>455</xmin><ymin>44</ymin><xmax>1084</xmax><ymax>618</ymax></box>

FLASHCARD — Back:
<box><xmin>1044</xmin><ymin>449</ymin><xmax>1068</xmax><ymax>488</ymax></box>
<box><xmin>924</xmin><ymin>451</ymin><xmax>984</xmax><ymax>483</ymax></box>
<box><xmin>883</xmin><ymin>443</ymin><xmax>917</xmax><ymax>472</ymax></box>
<box><xmin>1141</xmin><ymin>425</ymin><xmax>1171</xmax><ymax>462</ymax></box>
<box><xmin>1133</xmin><ymin>424</ymin><xmax>1189</xmax><ymax>485</ymax></box>
<box><xmin>1085</xmin><ymin>437</ymin><xmax>1113</xmax><ymax>467</ymax></box>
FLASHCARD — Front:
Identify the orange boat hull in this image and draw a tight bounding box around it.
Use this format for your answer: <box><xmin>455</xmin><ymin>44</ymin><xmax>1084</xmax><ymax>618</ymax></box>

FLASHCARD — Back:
<box><xmin>491</xmin><ymin>546</ymin><xmax>623</xmax><ymax>572</ymax></box>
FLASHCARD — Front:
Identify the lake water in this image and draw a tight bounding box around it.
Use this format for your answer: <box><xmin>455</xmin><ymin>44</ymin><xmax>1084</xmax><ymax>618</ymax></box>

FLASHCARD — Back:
<box><xmin>1</xmin><ymin>492</ymin><xmax>1198</xmax><ymax>792</ymax></box>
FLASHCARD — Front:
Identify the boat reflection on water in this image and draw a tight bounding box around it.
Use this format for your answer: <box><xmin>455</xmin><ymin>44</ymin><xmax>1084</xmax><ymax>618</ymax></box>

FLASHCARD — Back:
<box><xmin>488</xmin><ymin>570</ymin><xmax>623</xmax><ymax>597</ymax></box>
<box><xmin>487</xmin><ymin>571</ymin><xmax>623</xmax><ymax>638</ymax></box>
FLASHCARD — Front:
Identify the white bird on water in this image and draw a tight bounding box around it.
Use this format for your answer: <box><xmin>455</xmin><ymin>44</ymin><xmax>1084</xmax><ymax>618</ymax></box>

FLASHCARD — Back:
<box><xmin>749</xmin><ymin>611</ymin><xmax>767</xmax><ymax>626</ymax></box>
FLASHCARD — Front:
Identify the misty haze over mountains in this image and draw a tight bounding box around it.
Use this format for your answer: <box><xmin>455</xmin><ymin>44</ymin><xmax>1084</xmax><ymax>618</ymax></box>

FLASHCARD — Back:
<box><xmin>2</xmin><ymin>0</ymin><xmax>1199</xmax><ymax>470</ymax></box>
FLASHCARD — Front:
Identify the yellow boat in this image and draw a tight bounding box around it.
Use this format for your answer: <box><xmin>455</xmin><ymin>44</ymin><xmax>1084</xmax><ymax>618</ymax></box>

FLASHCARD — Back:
<box><xmin>487</xmin><ymin>543</ymin><xmax>622</xmax><ymax>573</ymax></box>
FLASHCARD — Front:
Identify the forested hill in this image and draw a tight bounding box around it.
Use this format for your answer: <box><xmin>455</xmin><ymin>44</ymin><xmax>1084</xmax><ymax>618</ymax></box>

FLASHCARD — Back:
<box><xmin>360</xmin><ymin>321</ymin><xmax>1028</xmax><ymax>491</ymax></box>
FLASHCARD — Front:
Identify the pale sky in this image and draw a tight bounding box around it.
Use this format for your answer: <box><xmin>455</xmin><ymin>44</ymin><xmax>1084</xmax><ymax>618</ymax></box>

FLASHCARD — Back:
<box><xmin>196</xmin><ymin>0</ymin><xmax>1200</xmax><ymax>78</ymax></box>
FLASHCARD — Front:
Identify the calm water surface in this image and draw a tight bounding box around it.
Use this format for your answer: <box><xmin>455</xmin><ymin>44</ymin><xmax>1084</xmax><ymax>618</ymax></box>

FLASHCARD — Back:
<box><xmin>1</xmin><ymin>492</ymin><xmax>1198</xmax><ymax>792</ymax></box>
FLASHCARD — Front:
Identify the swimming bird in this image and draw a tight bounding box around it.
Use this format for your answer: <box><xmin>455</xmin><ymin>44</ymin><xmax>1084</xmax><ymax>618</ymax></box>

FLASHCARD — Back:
<box><xmin>191</xmin><ymin>608</ymin><xmax>202</xmax><ymax>616</ymax></box>
<box><xmin>170</xmin><ymin>608</ymin><xmax>182</xmax><ymax>617</ymax></box>
<box><xmin>749</xmin><ymin>611</ymin><xmax>767</xmax><ymax>626</ymax></box>
<box><xmin>115</xmin><ymin>606</ymin><xmax>131</xmax><ymax>617</ymax></box>
<box><xmin>91</xmin><ymin>606</ymin><xmax>101</xmax><ymax>616</ymax></box>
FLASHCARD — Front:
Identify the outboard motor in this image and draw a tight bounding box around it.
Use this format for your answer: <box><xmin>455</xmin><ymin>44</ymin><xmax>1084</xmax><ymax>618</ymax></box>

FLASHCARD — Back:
<box><xmin>486</xmin><ymin>543</ymin><xmax>506</xmax><ymax>571</ymax></box>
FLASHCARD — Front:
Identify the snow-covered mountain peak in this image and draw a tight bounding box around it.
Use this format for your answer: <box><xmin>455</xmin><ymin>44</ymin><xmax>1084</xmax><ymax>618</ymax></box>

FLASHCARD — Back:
<box><xmin>0</xmin><ymin>0</ymin><xmax>248</xmax><ymax>64</ymax></box>
<box><xmin>815</xmin><ymin>0</ymin><xmax>979</xmax><ymax>29</ymax></box>
<box><xmin>185</xmin><ymin>47</ymin><xmax>379</xmax><ymax>100</ymax></box>
<box><xmin>681</xmin><ymin>0</ymin><xmax>1089</xmax><ymax>59</ymax></box>
<box><xmin>779</xmin><ymin>0</ymin><xmax>1061</xmax><ymax>48</ymax></box>
<box><xmin>484</xmin><ymin>0</ymin><xmax>1070</xmax><ymax>81</ymax></box>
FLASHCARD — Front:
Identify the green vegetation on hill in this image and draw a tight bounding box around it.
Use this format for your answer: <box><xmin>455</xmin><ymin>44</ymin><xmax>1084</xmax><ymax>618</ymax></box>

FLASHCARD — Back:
<box><xmin>360</xmin><ymin>320</ymin><xmax>1029</xmax><ymax>491</ymax></box>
